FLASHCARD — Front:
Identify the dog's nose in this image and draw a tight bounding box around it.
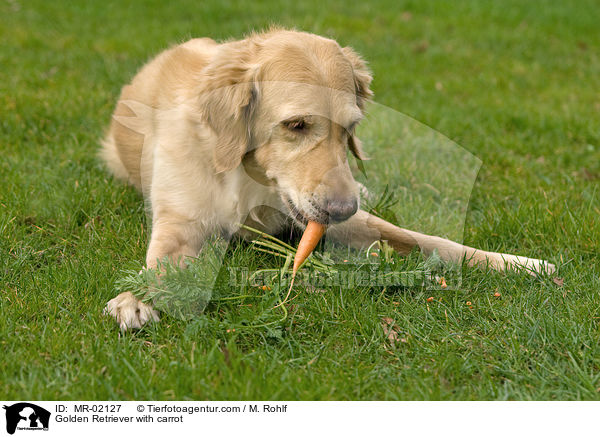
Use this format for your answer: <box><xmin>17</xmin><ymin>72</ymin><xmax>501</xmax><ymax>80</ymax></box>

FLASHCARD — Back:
<box><xmin>325</xmin><ymin>197</ymin><xmax>358</xmax><ymax>222</ymax></box>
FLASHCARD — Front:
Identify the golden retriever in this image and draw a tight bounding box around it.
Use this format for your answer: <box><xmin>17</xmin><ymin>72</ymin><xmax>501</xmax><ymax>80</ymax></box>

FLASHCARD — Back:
<box><xmin>101</xmin><ymin>29</ymin><xmax>554</xmax><ymax>330</ymax></box>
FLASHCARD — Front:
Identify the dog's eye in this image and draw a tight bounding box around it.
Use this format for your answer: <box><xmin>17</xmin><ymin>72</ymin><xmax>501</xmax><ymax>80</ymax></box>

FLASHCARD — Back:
<box><xmin>283</xmin><ymin>119</ymin><xmax>308</xmax><ymax>133</ymax></box>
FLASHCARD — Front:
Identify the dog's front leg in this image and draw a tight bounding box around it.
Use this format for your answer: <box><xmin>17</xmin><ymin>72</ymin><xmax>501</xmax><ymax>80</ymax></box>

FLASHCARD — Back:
<box><xmin>327</xmin><ymin>210</ymin><xmax>555</xmax><ymax>274</ymax></box>
<box><xmin>104</xmin><ymin>218</ymin><xmax>206</xmax><ymax>330</ymax></box>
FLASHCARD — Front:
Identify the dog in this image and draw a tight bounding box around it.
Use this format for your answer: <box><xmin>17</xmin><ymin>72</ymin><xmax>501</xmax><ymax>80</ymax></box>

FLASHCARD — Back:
<box><xmin>101</xmin><ymin>29</ymin><xmax>554</xmax><ymax>330</ymax></box>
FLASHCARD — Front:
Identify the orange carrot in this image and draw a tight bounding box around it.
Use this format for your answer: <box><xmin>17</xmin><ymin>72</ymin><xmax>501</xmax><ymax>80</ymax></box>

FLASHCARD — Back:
<box><xmin>292</xmin><ymin>221</ymin><xmax>326</xmax><ymax>276</ymax></box>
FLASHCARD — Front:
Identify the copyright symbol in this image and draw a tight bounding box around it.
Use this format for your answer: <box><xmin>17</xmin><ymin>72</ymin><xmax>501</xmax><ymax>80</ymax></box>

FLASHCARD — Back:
<box><xmin>137</xmin><ymin>405</ymin><xmax>145</xmax><ymax>412</ymax></box>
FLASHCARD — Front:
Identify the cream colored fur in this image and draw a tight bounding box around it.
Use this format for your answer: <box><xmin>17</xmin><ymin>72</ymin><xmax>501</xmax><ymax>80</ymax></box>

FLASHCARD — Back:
<box><xmin>101</xmin><ymin>29</ymin><xmax>554</xmax><ymax>330</ymax></box>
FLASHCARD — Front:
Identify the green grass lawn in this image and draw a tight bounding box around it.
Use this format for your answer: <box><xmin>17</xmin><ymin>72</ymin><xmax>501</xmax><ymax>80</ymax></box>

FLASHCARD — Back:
<box><xmin>1</xmin><ymin>0</ymin><xmax>599</xmax><ymax>400</ymax></box>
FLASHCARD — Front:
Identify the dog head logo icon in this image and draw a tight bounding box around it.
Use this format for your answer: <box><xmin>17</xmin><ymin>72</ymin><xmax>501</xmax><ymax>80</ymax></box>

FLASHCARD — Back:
<box><xmin>3</xmin><ymin>403</ymin><xmax>50</xmax><ymax>434</ymax></box>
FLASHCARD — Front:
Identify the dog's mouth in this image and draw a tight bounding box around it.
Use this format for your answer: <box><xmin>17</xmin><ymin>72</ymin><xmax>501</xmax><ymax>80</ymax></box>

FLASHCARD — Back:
<box><xmin>282</xmin><ymin>196</ymin><xmax>329</xmax><ymax>226</ymax></box>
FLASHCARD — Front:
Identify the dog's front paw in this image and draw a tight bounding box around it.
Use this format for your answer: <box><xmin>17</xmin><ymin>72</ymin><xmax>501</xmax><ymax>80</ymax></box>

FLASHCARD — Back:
<box><xmin>104</xmin><ymin>291</ymin><xmax>159</xmax><ymax>330</ymax></box>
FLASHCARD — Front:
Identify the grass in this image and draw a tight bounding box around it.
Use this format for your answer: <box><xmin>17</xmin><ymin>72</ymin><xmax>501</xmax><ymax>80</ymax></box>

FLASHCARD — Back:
<box><xmin>1</xmin><ymin>0</ymin><xmax>599</xmax><ymax>400</ymax></box>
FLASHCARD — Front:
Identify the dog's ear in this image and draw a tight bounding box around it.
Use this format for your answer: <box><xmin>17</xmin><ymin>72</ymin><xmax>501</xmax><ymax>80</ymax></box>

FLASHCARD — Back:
<box><xmin>342</xmin><ymin>46</ymin><xmax>372</xmax><ymax>161</ymax></box>
<box><xmin>348</xmin><ymin>134</ymin><xmax>368</xmax><ymax>161</ymax></box>
<box><xmin>199</xmin><ymin>41</ymin><xmax>260</xmax><ymax>173</ymax></box>
<box><xmin>341</xmin><ymin>46</ymin><xmax>373</xmax><ymax>110</ymax></box>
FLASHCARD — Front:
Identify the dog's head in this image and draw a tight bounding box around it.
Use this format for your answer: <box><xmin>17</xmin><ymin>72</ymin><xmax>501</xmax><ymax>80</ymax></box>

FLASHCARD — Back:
<box><xmin>199</xmin><ymin>30</ymin><xmax>372</xmax><ymax>224</ymax></box>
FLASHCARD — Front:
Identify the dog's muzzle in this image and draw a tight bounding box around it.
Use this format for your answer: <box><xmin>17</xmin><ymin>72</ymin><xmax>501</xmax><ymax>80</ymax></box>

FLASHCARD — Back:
<box><xmin>323</xmin><ymin>197</ymin><xmax>358</xmax><ymax>222</ymax></box>
<box><xmin>284</xmin><ymin>195</ymin><xmax>358</xmax><ymax>225</ymax></box>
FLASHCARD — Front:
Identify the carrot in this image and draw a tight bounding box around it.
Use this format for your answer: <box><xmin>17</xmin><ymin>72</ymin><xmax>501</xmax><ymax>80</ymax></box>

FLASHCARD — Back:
<box><xmin>292</xmin><ymin>221</ymin><xmax>326</xmax><ymax>276</ymax></box>
<box><xmin>275</xmin><ymin>221</ymin><xmax>326</xmax><ymax>309</ymax></box>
